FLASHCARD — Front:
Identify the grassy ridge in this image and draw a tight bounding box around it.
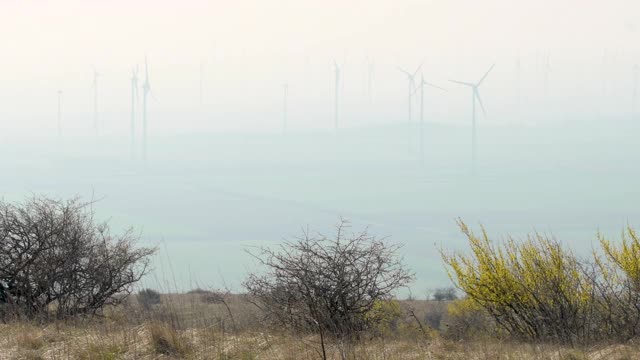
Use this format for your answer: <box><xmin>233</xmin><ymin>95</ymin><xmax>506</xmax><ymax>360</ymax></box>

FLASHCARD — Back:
<box><xmin>1</xmin><ymin>293</ymin><xmax>638</xmax><ymax>359</ymax></box>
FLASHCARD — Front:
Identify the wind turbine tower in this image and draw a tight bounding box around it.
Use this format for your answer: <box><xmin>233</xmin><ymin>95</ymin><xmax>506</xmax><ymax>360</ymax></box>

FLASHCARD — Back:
<box><xmin>416</xmin><ymin>75</ymin><xmax>445</xmax><ymax>164</ymax></box>
<box><xmin>142</xmin><ymin>57</ymin><xmax>151</xmax><ymax>163</ymax></box>
<box><xmin>334</xmin><ymin>61</ymin><xmax>340</xmax><ymax>131</ymax></box>
<box><xmin>131</xmin><ymin>66</ymin><xmax>139</xmax><ymax>160</ymax></box>
<box><xmin>450</xmin><ymin>64</ymin><xmax>495</xmax><ymax>175</ymax></box>
<box><xmin>398</xmin><ymin>63</ymin><xmax>423</xmax><ymax>150</ymax></box>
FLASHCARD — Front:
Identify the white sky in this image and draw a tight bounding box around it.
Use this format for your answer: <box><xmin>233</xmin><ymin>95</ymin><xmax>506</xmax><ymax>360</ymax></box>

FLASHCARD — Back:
<box><xmin>1</xmin><ymin>0</ymin><xmax>639</xmax><ymax>134</ymax></box>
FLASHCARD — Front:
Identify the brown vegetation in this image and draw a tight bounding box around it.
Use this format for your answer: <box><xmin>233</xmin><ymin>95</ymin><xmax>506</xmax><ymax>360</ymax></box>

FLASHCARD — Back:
<box><xmin>0</xmin><ymin>294</ymin><xmax>639</xmax><ymax>359</ymax></box>
<box><xmin>243</xmin><ymin>219</ymin><xmax>413</xmax><ymax>358</ymax></box>
<box><xmin>0</xmin><ymin>196</ymin><xmax>155</xmax><ymax>320</ymax></box>
<box><xmin>3</xmin><ymin>195</ymin><xmax>640</xmax><ymax>358</ymax></box>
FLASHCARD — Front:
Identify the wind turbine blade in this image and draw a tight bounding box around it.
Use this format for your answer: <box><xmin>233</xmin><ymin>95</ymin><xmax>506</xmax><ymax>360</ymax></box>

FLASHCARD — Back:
<box><xmin>411</xmin><ymin>63</ymin><xmax>424</xmax><ymax>78</ymax></box>
<box><xmin>134</xmin><ymin>65</ymin><xmax>140</xmax><ymax>104</ymax></box>
<box><xmin>397</xmin><ymin>67</ymin><xmax>411</xmax><ymax>76</ymax></box>
<box><xmin>410</xmin><ymin>78</ymin><xmax>420</xmax><ymax>93</ymax></box>
<box><xmin>475</xmin><ymin>89</ymin><xmax>487</xmax><ymax>117</ymax></box>
<box><xmin>449</xmin><ymin>79</ymin><xmax>474</xmax><ymax>87</ymax></box>
<box><xmin>424</xmin><ymin>81</ymin><xmax>447</xmax><ymax>91</ymax></box>
<box><xmin>145</xmin><ymin>56</ymin><xmax>150</xmax><ymax>81</ymax></box>
<box><xmin>146</xmin><ymin>84</ymin><xmax>156</xmax><ymax>102</ymax></box>
<box><xmin>477</xmin><ymin>64</ymin><xmax>495</xmax><ymax>86</ymax></box>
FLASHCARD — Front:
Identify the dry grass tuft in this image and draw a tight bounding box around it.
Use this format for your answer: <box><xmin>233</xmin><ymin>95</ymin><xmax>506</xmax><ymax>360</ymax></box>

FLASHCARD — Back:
<box><xmin>15</xmin><ymin>333</ymin><xmax>46</xmax><ymax>350</ymax></box>
<box><xmin>148</xmin><ymin>322</ymin><xmax>193</xmax><ymax>357</ymax></box>
<box><xmin>13</xmin><ymin>350</ymin><xmax>46</xmax><ymax>360</ymax></box>
<box><xmin>1</xmin><ymin>295</ymin><xmax>640</xmax><ymax>359</ymax></box>
<box><xmin>74</xmin><ymin>342</ymin><xmax>127</xmax><ymax>360</ymax></box>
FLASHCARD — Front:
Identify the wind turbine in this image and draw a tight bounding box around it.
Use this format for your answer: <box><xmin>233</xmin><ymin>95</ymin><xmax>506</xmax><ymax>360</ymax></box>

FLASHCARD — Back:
<box><xmin>398</xmin><ymin>63</ymin><xmax>423</xmax><ymax>150</ymax></box>
<box><xmin>57</xmin><ymin>90</ymin><xmax>63</xmax><ymax>137</ymax></box>
<box><xmin>415</xmin><ymin>74</ymin><xmax>445</xmax><ymax>164</ymax></box>
<box><xmin>283</xmin><ymin>83</ymin><xmax>288</xmax><ymax>134</ymax></box>
<box><xmin>91</xmin><ymin>69</ymin><xmax>99</xmax><ymax>136</ymax></box>
<box><xmin>142</xmin><ymin>57</ymin><xmax>151</xmax><ymax>163</ymax></box>
<box><xmin>450</xmin><ymin>64</ymin><xmax>495</xmax><ymax>175</ymax></box>
<box><xmin>333</xmin><ymin>60</ymin><xmax>340</xmax><ymax>131</ymax></box>
<box><xmin>131</xmin><ymin>65</ymin><xmax>139</xmax><ymax>160</ymax></box>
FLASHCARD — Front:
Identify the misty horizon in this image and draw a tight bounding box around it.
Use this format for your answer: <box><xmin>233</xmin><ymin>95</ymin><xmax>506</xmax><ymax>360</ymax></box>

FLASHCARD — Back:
<box><xmin>3</xmin><ymin>0</ymin><xmax>640</xmax><ymax>294</ymax></box>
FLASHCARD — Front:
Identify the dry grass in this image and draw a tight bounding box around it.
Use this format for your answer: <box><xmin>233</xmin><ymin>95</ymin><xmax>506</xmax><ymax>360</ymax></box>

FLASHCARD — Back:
<box><xmin>148</xmin><ymin>322</ymin><xmax>193</xmax><ymax>357</ymax></box>
<box><xmin>0</xmin><ymin>294</ymin><xmax>638</xmax><ymax>359</ymax></box>
<box><xmin>2</xmin><ymin>326</ymin><xmax>640</xmax><ymax>359</ymax></box>
<box><xmin>2</xmin><ymin>328</ymin><xmax>640</xmax><ymax>360</ymax></box>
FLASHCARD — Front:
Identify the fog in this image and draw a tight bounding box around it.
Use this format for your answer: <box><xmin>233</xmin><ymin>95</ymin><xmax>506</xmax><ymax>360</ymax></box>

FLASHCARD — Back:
<box><xmin>2</xmin><ymin>0</ymin><xmax>640</xmax><ymax>293</ymax></box>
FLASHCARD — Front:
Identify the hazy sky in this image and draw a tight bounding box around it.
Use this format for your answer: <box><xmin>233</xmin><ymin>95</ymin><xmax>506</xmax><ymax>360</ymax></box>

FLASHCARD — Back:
<box><xmin>3</xmin><ymin>1</ymin><xmax>640</xmax><ymax>291</ymax></box>
<box><xmin>2</xmin><ymin>0</ymin><xmax>640</xmax><ymax>135</ymax></box>
<box><xmin>3</xmin><ymin>0</ymin><xmax>638</xmax><ymax>64</ymax></box>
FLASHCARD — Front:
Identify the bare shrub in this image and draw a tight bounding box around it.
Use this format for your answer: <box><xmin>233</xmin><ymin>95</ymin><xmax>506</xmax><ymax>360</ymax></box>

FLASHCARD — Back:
<box><xmin>187</xmin><ymin>288</ymin><xmax>210</xmax><ymax>295</ymax></box>
<box><xmin>138</xmin><ymin>289</ymin><xmax>161</xmax><ymax>309</ymax></box>
<box><xmin>423</xmin><ymin>303</ymin><xmax>446</xmax><ymax>330</ymax></box>
<box><xmin>187</xmin><ymin>288</ymin><xmax>233</xmax><ymax>307</ymax></box>
<box><xmin>442</xmin><ymin>297</ymin><xmax>495</xmax><ymax>341</ymax></box>
<box><xmin>431</xmin><ymin>287</ymin><xmax>458</xmax><ymax>302</ymax></box>
<box><xmin>0</xmin><ymin>196</ymin><xmax>156</xmax><ymax>320</ymax></box>
<box><xmin>244</xmin><ymin>219</ymin><xmax>413</xmax><ymax>358</ymax></box>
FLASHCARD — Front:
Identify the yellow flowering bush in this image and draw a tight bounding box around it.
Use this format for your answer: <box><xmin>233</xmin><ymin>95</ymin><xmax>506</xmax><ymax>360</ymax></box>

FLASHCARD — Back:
<box><xmin>442</xmin><ymin>220</ymin><xmax>597</xmax><ymax>344</ymax></box>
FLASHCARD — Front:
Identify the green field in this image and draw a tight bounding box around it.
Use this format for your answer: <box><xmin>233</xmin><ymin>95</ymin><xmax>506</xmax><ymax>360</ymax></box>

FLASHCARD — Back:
<box><xmin>2</xmin><ymin>120</ymin><xmax>639</xmax><ymax>292</ymax></box>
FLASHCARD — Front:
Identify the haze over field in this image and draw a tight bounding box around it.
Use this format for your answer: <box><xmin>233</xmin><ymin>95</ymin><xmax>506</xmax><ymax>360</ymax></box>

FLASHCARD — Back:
<box><xmin>2</xmin><ymin>0</ymin><xmax>640</xmax><ymax>293</ymax></box>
